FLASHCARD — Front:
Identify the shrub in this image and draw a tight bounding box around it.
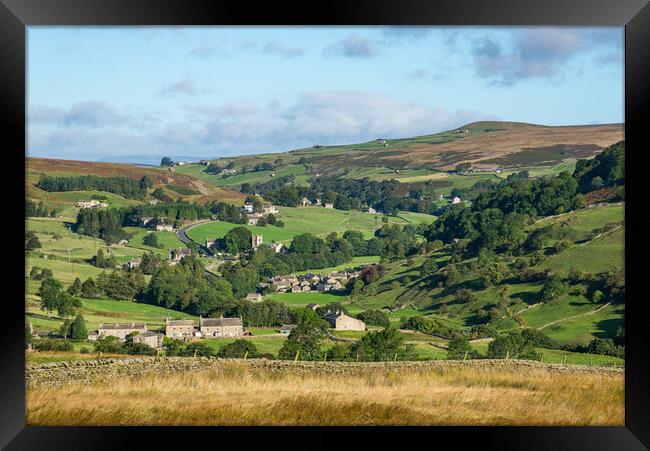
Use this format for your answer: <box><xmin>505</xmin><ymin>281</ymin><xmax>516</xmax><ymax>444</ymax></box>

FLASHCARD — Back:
<box><xmin>217</xmin><ymin>339</ymin><xmax>258</xmax><ymax>358</ymax></box>
<box><xmin>34</xmin><ymin>339</ymin><xmax>74</xmax><ymax>352</ymax></box>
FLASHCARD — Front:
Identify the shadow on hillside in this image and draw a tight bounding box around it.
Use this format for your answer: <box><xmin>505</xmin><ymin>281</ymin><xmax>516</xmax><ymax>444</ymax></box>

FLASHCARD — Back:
<box><xmin>510</xmin><ymin>291</ymin><xmax>539</xmax><ymax>305</ymax></box>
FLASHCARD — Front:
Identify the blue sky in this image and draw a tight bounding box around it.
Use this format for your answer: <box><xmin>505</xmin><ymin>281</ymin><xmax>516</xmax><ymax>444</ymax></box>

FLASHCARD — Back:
<box><xmin>27</xmin><ymin>26</ymin><xmax>624</xmax><ymax>162</ymax></box>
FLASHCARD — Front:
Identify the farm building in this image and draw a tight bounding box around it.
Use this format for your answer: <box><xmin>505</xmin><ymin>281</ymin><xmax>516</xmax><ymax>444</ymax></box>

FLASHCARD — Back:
<box><xmin>242</xmin><ymin>203</ymin><xmax>254</xmax><ymax>213</ymax></box>
<box><xmin>245</xmin><ymin>293</ymin><xmax>263</xmax><ymax>303</ymax></box>
<box><xmin>363</xmin><ymin>207</ymin><xmax>376</xmax><ymax>214</ymax></box>
<box><xmin>140</xmin><ymin>216</ymin><xmax>153</xmax><ymax>226</ymax></box>
<box><xmin>279</xmin><ymin>325</ymin><xmax>297</xmax><ymax>335</ymax></box>
<box><xmin>165</xmin><ymin>318</ymin><xmax>195</xmax><ymax>339</ymax></box>
<box><xmin>247</xmin><ymin>213</ymin><xmax>264</xmax><ymax>225</ymax></box>
<box><xmin>125</xmin><ymin>258</ymin><xmax>142</xmax><ymax>270</ymax></box>
<box><xmin>316</xmin><ymin>279</ymin><xmax>343</xmax><ymax>292</ymax></box>
<box><xmin>98</xmin><ymin>323</ymin><xmax>148</xmax><ymax>341</ymax></box>
<box><xmin>206</xmin><ymin>238</ymin><xmax>216</xmax><ymax>248</ymax></box>
<box><xmin>263</xmin><ymin>242</ymin><xmax>284</xmax><ymax>253</ymax></box>
<box><xmin>262</xmin><ymin>204</ymin><xmax>279</xmax><ymax>215</ymax></box>
<box><xmin>301</xmin><ymin>197</ymin><xmax>312</xmax><ymax>206</ymax></box>
<box><xmin>452</xmin><ymin>196</ymin><xmax>461</xmax><ymax>204</ymax></box>
<box><xmin>169</xmin><ymin>248</ymin><xmax>191</xmax><ymax>264</ymax></box>
<box><xmin>252</xmin><ymin>234</ymin><xmax>263</xmax><ymax>249</ymax></box>
<box><xmin>307</xmin><ymin>303</ymin><xmax>319</xmax><ymax>310</ymax></box>
<box><xmin>156</xmin><ymin>224</ymin><xmax>174</xmax><ymax>232</ymax></box>
<box><xmin>133</xmin><ymin>331</ymin><xmax>164</xmax><ymax>348</ymax></box>
<box><xmin>77</xmin><ymin>199</ymin><xmax>108</xmax><ymax>209</ymax></box>
<box><xmin>323</xmin><ymin>312</ymin><xmax>365</xmax><ymax>331</ymax></box>
<box><xmin>324</xmin><ymin>203</ymin><xmax>334</xmax><ymax>209</ymax></box>
<box><xmin>200</xmin><ymin>317</ymin><xmax>243</xmax><ymax>338</ymax></box>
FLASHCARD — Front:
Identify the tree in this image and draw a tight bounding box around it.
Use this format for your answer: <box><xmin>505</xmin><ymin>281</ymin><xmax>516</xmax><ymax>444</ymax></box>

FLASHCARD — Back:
<box><xmin>25</xmin><ymin>231</ymin><xmax>41</xmax><ymax>250</ymax></box>
<box><xmin>56</xmin><ymin>292</ymin><xmax>78</xmax><ymax>318</ymax></box>
<box><xmin>217</xmin><ymin>339</ymin><xmax>258</xmax><ymax>358</ymax></box>
<box><xmin>447</xmin><ymin>336</ymin><xmax>477</xmax><ymax>359</ymax></box>
<box><xmin>69</xmin><ymin>314</ymin><xmax>88</xmax><ymax>340</ymax></box>
<box><xmin>37</xmin><ymin>277</ymin><xmax>63</xmax><ymax>317</ymax></box>
<box><xmin>278</xmin><ymin>308</ymin><xmax>328</xmax><ymax>360</ymax></box>
<box><xmin>81</xmin><ymin>277</ymin><xmax>99</xmax><ymax>298</ymax></box>
<box><xmin>68</xmin><ymin>277</ymin><xmax>82</xmax><ymax>296</ymax></box>
<box><xmin>540</xmin><ymin>274</ymin><xmax>567</xmax><ymax>302</ymax></box>
<box><xmin>420</xmin><ymin>259</ymin><xmax>438</xmax><ymax>278</ymax></box>
<box><xmin>161</xmin><ymin>156</ymin><xmax>174</xmax><ymax>166</ymax></box>
<box><xmin>143</xmin><ymin>233</ymin><xmax>161</xmax><ymax>248</ymax></box>
<box><xmin>29</xmin><ymin>266</ymin><xmax>42</xmax><ymax>280</ymax></box>
<box><xmin>356</xmin><ymin>309</ymin><xmax>390</xmax><ymax>328</ymax></box>
<box><xmin>351</xmin><ymin>326</ymin><xmax>406</xmax><ymax>361</ymax></box>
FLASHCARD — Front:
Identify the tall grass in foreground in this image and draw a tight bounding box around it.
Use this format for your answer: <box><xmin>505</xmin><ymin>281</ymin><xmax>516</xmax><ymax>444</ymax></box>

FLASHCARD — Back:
<box><xmin>27</xmin><ymin>364</ymin><xmax>623</xmax><ymax>426</ymax></box>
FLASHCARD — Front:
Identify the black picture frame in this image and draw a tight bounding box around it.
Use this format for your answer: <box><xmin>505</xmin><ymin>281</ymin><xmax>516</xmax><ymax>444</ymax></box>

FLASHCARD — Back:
<box><xmin>2</xmin><ymin>0</ymin><xmax>648</xmax><ymax>448</ymax></box>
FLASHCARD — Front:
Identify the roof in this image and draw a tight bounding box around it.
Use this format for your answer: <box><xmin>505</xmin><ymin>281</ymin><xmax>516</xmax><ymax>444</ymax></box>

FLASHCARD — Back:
<box><xmin>200</xmin><ymin>317</ymin><xmax>243</xmax><ymax>327</ymax></box>
<box><xmin>166</xmin><ymin>319</ymin><xmax>194</xmax><ymax>326</ymax></box>
<box><xmin>280</xmin><ymin>324</ymin><xmax>297</xmax><ymax>331</ymax></box>
<box><xmin>99</xmin><ymin>323</ymin><xmax>146</xmax><ymax>330</ymax></box>
<box><xmin>136</xmin><ymin>331</ymin><xmax>162</xmax><ymax>338</ymax></box>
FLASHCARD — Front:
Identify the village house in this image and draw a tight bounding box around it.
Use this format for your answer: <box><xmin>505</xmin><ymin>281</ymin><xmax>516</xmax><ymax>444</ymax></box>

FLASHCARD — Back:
<box><xmin>323</xmin><ymin>312</ymin><xmax>366</xmax><ymax>331</ymax></box>
<box><xmin>221</xmin><ymin>168</ymin><xmax>237</xmax><ymax>175</ymax></box>
<box><xmin>262</xmin><ymin>204</ymin><xmax>279</xmax><ymax>215</ymax></box>
<box><xmin>279</xmin><ymin>324</ymin><xmax>297</xmax><ymax>335</ymax></box>
<box><xmin>263</xmin><ymin>242</ymin><xmax>284</xmax><ymax>253</ymax></box>
<box><xmin>245</xmin><ymin>293</ymin><xmax>263</xmax><ymax>303</ymax></box>
<box><xmin>252</xmin><ymin>234</ymin><xmax>263</xmax><ymax>249</ymax></box>
<box><xmin>452</xmin><ymin>196</ymin><xmax>461</xmax><ymax>204</ymax></box>
<box><xmin>316</xmin><ymin>278</ymin><xmax>343</xmax><ymax>292</ymax></box>
<box><xmin>324</xmin><ymin>203</ymin><xmax>334</xmax><ymax>209</ymax></box>
<box><xmin>148</xmin><ymin>199</ymin><xmax>160</xmax><ymax>205</ymax></box>
<box><xmin>165</xmin><ymin>318</ymin><xmax>195</xmax><ymax>339</ymax></box>
<box><xmin>133</xmin><ymin>331</ymin><xmax>164</xmax><ymax>348</ymax></box>
<box><xmin>363</xmin><ymin>207</ymin><xmax>376</xmax><ymax>214</ymax></box>
<box><xmin>87</xmin><ymin>331</ymin><xmax>99</xmax><ymax>341</ymax></box>
<box><xmin>270</xmin><ymin>275</ymin><xmax>298</xmax><ymax>292</ymax></box>
<box><xmin>290</xmin><ymin>285</ymin><xmax>302</xmax><ymax>293</ymax></box>
<box><xmin>140</xmin><ymin>216</ymin><xmax>154</xmax><ymax>226</ymax></box>
<box><xmin>156</xmin><ymin>224</ymin><xmax>174</xmax><ymax>232</ymax></box>
<box><xmin>299</xmin><ymin>274</ymin><xmax>321</xmax><ymax>285</ymax></box>
<box><xmin>206</xmin><ymin>238</ymin><xmax>216</xmax><ymax>248</ymax></box>
<box><xmin>125</xmin><ymin>258</ymin><xmax>142</xmax><ymax>270</ymax></box>
<box><xmin>242</xmin><ymin>203</ymin><xmax>254</xmax><ymax>213</ymax></box>
<box><xmin>98</xmin><ymin>323</ymin><xmax>148</xmax><ymax>341</ymax></box>
<box><xmin>169</xmin><ymin>248</ymin><xmax>191</xmax><ymax>264</ymax></box>
<box><xmin>200</xmin><ymin>316</ymin><xmax>244</xmax><ymax>338</ymax></box>
<box><xmin>247</xmin><ymin>212</ymin><xmax>264</xmax><ymax>225</ymax></box>
<box><xmin>301</xmin><ymin>197</ymin><xmax>312</xmax><ymax>206</ymax></box>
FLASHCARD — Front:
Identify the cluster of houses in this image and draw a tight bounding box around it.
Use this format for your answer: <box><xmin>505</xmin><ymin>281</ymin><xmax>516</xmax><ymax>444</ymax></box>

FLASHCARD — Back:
<box><xmin>76</xmin><ymin>199</ymin><xmax>108</xmax><ymax>209</ymax></box>
<box><xmin>257</xmin><ymin>269</ymin><xmax>363</xmax><ymax>294</ymax></box>
<box><xmin>85</xmin><ymin>310</ymin><xmax>366</xmax><ymax>349</ymax></box>
<box><xmin>241</xmin><ymin>203</ymin><xmax>280</xmax><ymax>225</ymax></box>
<box><xmin>139</xmin><ymin>216</ymin><xmax>176</xmax><ymax>231</ymax></box>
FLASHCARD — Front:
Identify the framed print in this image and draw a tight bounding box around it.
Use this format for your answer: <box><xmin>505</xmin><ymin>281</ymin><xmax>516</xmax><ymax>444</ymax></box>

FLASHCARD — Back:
<box><xmin>1</xmin><ymin>0</ymin><xmax>649</xmax><ymax>448</ymax></box>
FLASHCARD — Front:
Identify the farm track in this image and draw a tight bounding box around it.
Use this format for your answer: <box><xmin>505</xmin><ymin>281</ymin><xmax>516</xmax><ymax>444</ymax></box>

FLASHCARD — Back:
<box><xmin>536</xmin><ymin>301</ymin><xmax>613</xmax><ymax>331</ymax></box>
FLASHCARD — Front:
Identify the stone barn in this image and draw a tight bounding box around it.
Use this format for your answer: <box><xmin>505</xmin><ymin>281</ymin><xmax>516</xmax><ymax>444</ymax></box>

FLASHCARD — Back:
<box><xmin>323</xmin><ymin>312</ymin><xmax>366</xmax><ymax>331</ymax></box>
<box><xmin>98</xmin><ymin>323</ymin><xmax>148</xmax><ymax>341</ymax></box>
<box><xmin>133</xmin><ymin>331</ymin><xmax>164</xmax><ymax>348</ymax></box>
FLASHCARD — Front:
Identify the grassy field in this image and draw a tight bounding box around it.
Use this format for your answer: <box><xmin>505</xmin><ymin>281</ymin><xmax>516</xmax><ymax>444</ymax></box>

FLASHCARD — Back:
<box><xmin>292</xmin><ymin>256</ymin><xmax>380</xmax><ymax>276</ymax></box>
<box><xmin>26</xmin><ymin>361</ymin><xmax>624</xmax><ymax>425</ymax></box>
<box><xmin>123</xmin><ymin>227</ymin><xmax>185</xmax><ymax>252</ymax></box>
<box><xmin>186</xmin><ymin>206</ymin><xmax>435</xmax><ymax>244</ymax></box>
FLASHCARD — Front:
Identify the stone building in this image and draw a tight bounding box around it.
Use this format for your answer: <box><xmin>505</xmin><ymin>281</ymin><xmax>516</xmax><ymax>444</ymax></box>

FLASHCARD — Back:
<box><xmin>165</xmin><ymin>318</ymin><xmax>195</xmax><ymax>339</ymax></box>
<box><xmin>156</xmin><ymin>224</ymin><xmax>174</xmax><ymax>232</ymax></box>
<box><xmin>133</xmin><ymin>331</ymin><xmax>164</xmax><ymax>348</ymax></box>
<box><xmin>323</xmin><ymin>312</ymin><xmax>366</xmax><ymax>331</ymax></box>
<box><xmin>245</xmin><ymin>293</ymin><xmax>263</xmax><ymax>303</ymax></box>
<box><xmin>169</xmin><ymin>248</ymin><xmax>191</xmax><ymax>264</ymax></box>
<box><xmin>324</xmin><ymin>203</ymin><xmax>334</xmax><ymax>209</ymax></box>
<box><xmin>262</xmin><ymin>204</ymin><xmax>279</xmax><ymax>215</ymax></box>
<box><xmin>200</xmin><ymin>317</ymin><xmax>244</xmax><ymax>338</ymax></box>
<box><xmin>98</xmin><ymin>323</ymin><xmax>148</xmax><ymax>341</ymax></box>
<box><xmin>279</xmin><ymin>324</ymin><xmax>297</xmax><ymax>335</ymax></box>
<box><xmin>247</xmin><ymin>213</ymin><xmax>264</xmax><ymax>225</ymax></box>
<box><xmin>252</xmin><ymin>234</ymin><xmax>263</xmax><ymax>249</ymax></box>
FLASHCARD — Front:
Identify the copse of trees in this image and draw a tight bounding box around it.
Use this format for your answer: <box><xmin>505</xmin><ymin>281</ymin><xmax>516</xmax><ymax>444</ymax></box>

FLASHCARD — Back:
<box><xmin>26</xmin><ymin>199</ymin><xmax>56</xmax><ymax>218</ymax></box>
<box><xmin>573</xmin><ymin>141</ymin><xmax>625</xmax><ymax>193</ymax></box>
<box><xmin>25</xmin><ymin>231</ymin><xmax>42</xmax><ymax>250</ymax></box>
<box><xmin>37</xmin><ymin>174</ymin><xmax>150</xmax><ymax>200</ymax></box>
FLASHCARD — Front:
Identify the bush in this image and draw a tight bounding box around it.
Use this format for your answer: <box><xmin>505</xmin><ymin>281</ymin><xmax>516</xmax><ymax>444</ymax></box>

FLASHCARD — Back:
<box><xmin>217</xmin><ymin>339</ymin><xmax>258</xmax><ymax>358</ymax></box>
<box><xmin>487</xmin><ymin>333</ymin><xmax>540</xmax><ymax>360</ymax></box>
<box><xmin>79</xmin><ymin>347</ymin><xmax>90</xmax><ymax>354</ymax></box>
<box><xmin>34</xmin><ymin>339</ymin><xmax>74</xmax><ymax>352</ymax></box>
<box><xmin>181</xmin><ymin>342</ymin><xmax>213</xmax><ymax>357</ymax></box>
<box><xmin>447</xmin><ymin>337</ymin><xmax>478</xmax><ymax>360</ymax></box>
<box><xmin>356</xmin><ymin>309</ymin><xmax>390</xmax><ymax>328</ymax></box>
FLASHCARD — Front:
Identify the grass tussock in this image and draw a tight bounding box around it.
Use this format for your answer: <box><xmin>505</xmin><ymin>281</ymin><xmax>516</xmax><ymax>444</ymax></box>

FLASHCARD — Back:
<box><xmin>27</xmin><ymin>363</ymin><xmax>623</xmax><ymax>426</ymax></box>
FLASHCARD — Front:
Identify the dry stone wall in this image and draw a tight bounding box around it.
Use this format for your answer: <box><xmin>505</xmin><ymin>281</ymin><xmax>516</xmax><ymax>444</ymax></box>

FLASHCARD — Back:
<box><xmin>26</xmin><ymin>357</ymin><xmax>623</xmax><ymax>388</ymax></box>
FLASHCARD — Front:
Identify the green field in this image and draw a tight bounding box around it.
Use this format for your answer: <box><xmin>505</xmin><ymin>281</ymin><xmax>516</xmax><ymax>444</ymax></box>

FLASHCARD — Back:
<box><xmin>123</xmin><ymin>227</ymin><xmax>184</xmax><ymax>253</ymax></box>
<box><xmin>186</xmin><ymin>206</ymin><xmax>435</xmax><ymax>244</ymax></box>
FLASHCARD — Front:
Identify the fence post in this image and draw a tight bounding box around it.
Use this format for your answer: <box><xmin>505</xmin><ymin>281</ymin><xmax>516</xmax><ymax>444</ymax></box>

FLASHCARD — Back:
<box><xmin>194</xmin><ymin>349</ymin><xmax>197</xmax><ymax>359</ymax></box>
<box><xmin>394</xmin><ymin>353</ymin><xmax>398</xmax><ymax>362</ymax></box>
<box><xmin>505</xmin><ymin>350</ymin><xmax>509</xmax><ymax>360</ymax></box>
<box><xmin>294</xmin><ymin>350</ymin><xmax>300</xmax><ymax>362</ymax></box>
<box><xmin>244</xmin><ymin>351</ymin><xmax>248</xmax><ymax>360</ymax></box>
<box><xmin>562</xmin><ymin>355</ymin><xmax>566</xmax><ymax>364</ymax></box>
<box><xmin>540</xmin><ymin>354</ymin><xmax>543</xmax><ymax>363</ymax></box>
<box><xmin>324</xmin><ymin>353</ymin><xmax>327</xmax><ymax>362</ymax></box>
<box><xmin>463</xmin><ymin>350</ymin><xmax>468</xmax><ymax>361</ymax></box>
<box><xmin>356</xmin><ymin>353</ymin><xmax>359</xmax><ymax>362</ymax></box>
<box><xmin>98</xmin><ymin>351</ymin><xmax>102</xmax><ymax>360</ymax></box>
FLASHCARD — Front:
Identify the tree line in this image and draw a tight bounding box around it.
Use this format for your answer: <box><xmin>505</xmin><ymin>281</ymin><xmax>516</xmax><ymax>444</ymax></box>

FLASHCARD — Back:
<box><xmin>37</xmin><ymin>174</ymin><xmax>153</xmax><ymax>200</ymax></box>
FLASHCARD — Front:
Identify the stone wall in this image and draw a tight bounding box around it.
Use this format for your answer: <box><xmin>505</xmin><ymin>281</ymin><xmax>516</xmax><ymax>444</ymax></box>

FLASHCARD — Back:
<box><xmin>26</xmin><ymin>357</ymin><xmax>623</xmax><ymax>388</ymax></box>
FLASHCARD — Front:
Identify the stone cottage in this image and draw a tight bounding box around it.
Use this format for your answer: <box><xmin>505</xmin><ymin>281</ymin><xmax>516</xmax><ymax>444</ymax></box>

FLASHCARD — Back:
<box><xmin>133</xmin><ymin>331</ymin><xmax>164</xmax><ymax>348</ymax></box>
<box><xmin>323</xmin><ymin>312</ymin><xmax>366</xmax><ymax>331</ymax></box>
<box><xmin>165</xmin><ymin>318</ymin><xmax>195</xmax><ymax>339</ymax></box>
<box><xmin>200</xmin><ymin>317</ymin><xmax>244</xmax><ymax>338</ymax></box>
<box><xmin>98</xmin><ymin>323</ymin><xmax>148</xmax><ymax>341</ymax></box>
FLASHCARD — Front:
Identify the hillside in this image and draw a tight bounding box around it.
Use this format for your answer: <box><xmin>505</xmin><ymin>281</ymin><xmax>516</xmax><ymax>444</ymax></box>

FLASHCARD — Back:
<box><xmin>187</xmin><ymin>121</ymin><xmax>623</xmax><ymax>182</ymax></box>
<box><xmin>26</xmin><ymin>157</ymin><xmax>246</xmax><ymax>214</ymax></box>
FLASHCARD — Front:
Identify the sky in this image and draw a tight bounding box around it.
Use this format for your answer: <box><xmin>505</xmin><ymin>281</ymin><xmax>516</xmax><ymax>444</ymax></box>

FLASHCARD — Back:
<box><xmin>27</xmin><ymin>26</ymin><xmax>624</xmax><ymax>163</ymax></box>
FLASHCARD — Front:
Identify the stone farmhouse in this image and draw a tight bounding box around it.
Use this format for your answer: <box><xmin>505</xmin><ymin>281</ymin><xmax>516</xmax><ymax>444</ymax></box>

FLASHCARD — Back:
<box><xmin>125</xmin><ymin>258</ymin><xmax>142</xmax><ymax>270</ymax></box>
<box><xmin>252</xmin><ymin>234</ymin><xmax>263</xmax><ymax>249</ymax></box>
<box><xmin>96</xmin><ymin>323</ymin><xmax>148</xmax><ymax>341</ymax></box>
<box><xmin>247</xmin><ymin>212</ymin><xmax>264</xmax><ymax>225</ymax></box>
<box><xmin>363</xmin><ymin>207</ymin><xmax>376</xmax><ymax>214</ymax></box>
<box><xmin>200</xmin><ymin>317</ymin><xmax>243</xmax><ymax>338</ymax></box>
<box><xmin>279</xmin><ymin>324</ymin><xmax>297</xmax><ymax>335</ymax></box>
<box><xmin>324</xmin><ymin>203</ymin><xmax>334</xmax><ymax>209</ymax></box>
<box><xmin>316</xmin><ymin>278</ymin><xmax>343</xmax><ymax>292</ymax></box>
<box><xmin>266</xmin><ymin>269</ymin><xmax>364</xmax><ymax>293</ymax></box>
<box><xmin>452</xmin><ymin>196</ymin><xmax>461</xmax><ymax>204</ymax></box>
<box><xmin>263</xmin><ymin>242</ymin><xmax>285</xmax><ymax>253</ymax></box>
<box><xmin>242</xmin><ymin>203</ymin><xmax>254</xmax><ymax>213</ymax></box>
<box><xmin>245</xmin><ymin>293</ymin><xmax>263</xmax><ymax>303</ymax></box>
<box><xmin>323</xmin><ymin>312</ymin><xmax>366</xmax><ymax>331</ymax></box>
<box><xmin>133</xmin><ymin>331</ymin><xmax>164</xmax><ymax>348</ymax></box>
<box><xmin>156</xmin><ymin>224</ymin><xmax>174</xmax><ymax>232</ymax></box>
<box><xmin>165</xmin><ymin>318</ymin><xmax>195</xmax><ymax>339</ymax></box>
<box><xmin>169</xmin><ymin>248</ymin><xmax>191</xmax><ymax>264</ymax></box>
<box><xmin>262</xmin><ymin>204</ymin><xmax>279</xmax><ymax>215</ymax></box>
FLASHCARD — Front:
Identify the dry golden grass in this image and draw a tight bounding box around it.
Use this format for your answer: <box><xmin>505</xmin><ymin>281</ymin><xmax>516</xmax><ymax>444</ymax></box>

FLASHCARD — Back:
<box><xmin>27</xmin><ymin>363</ymin><xmax>624</xmax><ymax>426</ymax></box>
